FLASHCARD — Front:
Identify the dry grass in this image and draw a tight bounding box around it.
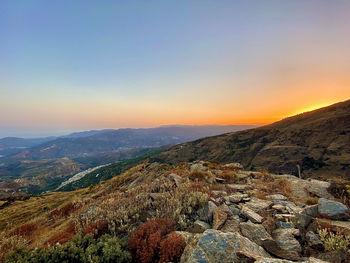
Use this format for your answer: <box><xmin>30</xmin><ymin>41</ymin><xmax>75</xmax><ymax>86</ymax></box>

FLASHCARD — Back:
<box><xmin>216</xmin><ymin>170</ymin><xmax>237</xmax><ymax>183</ymax></box>
<box><xmin>254</xmin><ymin>177</ymin><xmax>293</xmax><ymax>201</ymax></box>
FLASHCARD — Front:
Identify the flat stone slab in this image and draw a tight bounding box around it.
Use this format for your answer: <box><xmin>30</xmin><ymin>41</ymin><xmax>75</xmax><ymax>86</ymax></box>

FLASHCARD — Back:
<box><xmin>241</xmin><ymin>206</ymin><xmax>264</xmax><ymax>223</ymax></box>
<box><xmin>318</xmin><ymin>198</ymin><xmax>349</xmax><ymax>220</ymax></box>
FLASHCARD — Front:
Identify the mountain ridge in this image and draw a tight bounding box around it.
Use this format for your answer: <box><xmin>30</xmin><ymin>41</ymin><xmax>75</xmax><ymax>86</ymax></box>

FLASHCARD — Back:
<box><xmin>151</xmin><ymin>99</ymin><xmax>350</xmax><ymax>180</ymax></box>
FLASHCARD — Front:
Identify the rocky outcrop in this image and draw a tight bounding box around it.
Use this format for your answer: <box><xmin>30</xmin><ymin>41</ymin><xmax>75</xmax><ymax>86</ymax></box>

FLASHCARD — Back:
<box><xmin>180</xmin><ymin>229</ymin><xmax>270</xmax><ymax>263</ymax></box>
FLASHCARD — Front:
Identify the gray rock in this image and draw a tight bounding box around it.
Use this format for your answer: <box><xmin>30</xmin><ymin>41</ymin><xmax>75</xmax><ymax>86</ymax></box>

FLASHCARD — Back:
<box><xmin>197</xmin><ymin>201</ymin><xmax>217</xmax><ymax>224</ymax></box>
<box><xmin>275</xmin><ymin>214</ymin><xmax>296</xmax><ymax>221</ymax></box>
<box><xmin>221</xmin><ymin>216</ymin><xmax>240</xmax><ymax>233</ymax></box>
<box><xmin>273</xmin><ymin>200</ymin><xmax>296</xmax><ymax>208</ymax></box>
<box><xmin>302</xmin><ymin>204</ymin><xmax>319</xmax><ymax>218</ymax></box>
<box><xmin>306</xmin><ymin>179</ymin><xmax>331</xmax><ymax>198</ymax></box>
<box><xmin>305</xmin><ymin>231</ymin><xmax>323</xmax><ymax>250</ymax></box>
<box><xmin>294</xmin><ymin>213</ymin><xmax>312</xmax><ymax>228</ymax></box>
<box><xmin>213</xmin><ymin>206</ymin><xmax>228</xmax><ymax>230</ymax></box>
<box><xmin>240</xmin><ymin>221</ymin><xmax>272</xmax><ymax>246</ymax></box>
<box><xmin>272</xmin><ymin>204</ymin><xmax>288</xmax><ymax>213</ymax></box>
<box><xmin>180</xmin><ymin>229</ymin><xmax>270</xmax><ymax>263</ymax></box>
<box><xmin>318</xmin><ymin>198</ymin><xmax>349</xmax><ymax>220</ymax></box>
<box><xmin>229</xmin><ymin>193</ymin><xmax>248</xmax><ymax>203</ymax></box>
<box><xmin>245</xmin><ymin>197</ymin><xmax>273</xmax><ymax>213</ymax></box>
<box><xmin>241</xmin><ymin>206</ymin><xmax>264</xmax><ymax>223</ymax></box>
<box><xmin>276</xmin><ymin>221</ymin><xmax>294</xmax><ymax>229</ymax></box>
<box><xmin>263</xmin><ymin>228</ymin><xmax>302</xmax><ymax>261</ymax></box>
<box><xmin>266</xmin><ymin>194</ymin><xmax>288</xmax><ymax>200</ymax></box>
<box><xmin>228</xmin><ymin>205</ymin><xmax>241</xmax><ymax>215</ymax></box>
<box><xmin>315</xmin><ymin>250</ymin><xmax>346</xmax><ymax>263</ymax></box>
<box><xmin>168</xmin><ymin>173</ymin><xmax>184</xmax><ymax>187</ymax></box>
<box><xmin>188</xmin><ymin>220</ymin><xmax>211</xmax><ymax>233</ymax></box>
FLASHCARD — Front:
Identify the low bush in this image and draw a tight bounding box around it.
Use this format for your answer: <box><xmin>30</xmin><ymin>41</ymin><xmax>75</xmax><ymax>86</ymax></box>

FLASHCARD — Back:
<box><xmin>10</xmin><ymin>222</ymin><xmax>37</xmax><ymax>239</ymax></box>
<box><xmin>217</xmin><ymin>170</ymin><xmax>237</xmax><ymax>183</ymax></box>
<box><xmin>189</xmin><ymin>170</ymin><xmax>208</xmax><ymax>182</ymax></box>
<box><xmin>159</xmin><ymin>232</ymin><xmax>186</xmax><ymax>263</ymax></box>
<box><xmin>0</xmin><ymin>236</ymin><xmax>27</xmax><ymax>263</ymax></box>
<box><xmin>318</xmin><ymin>228</ymin><xmax>350</xmax><ymax>252</ymax></box>
<box><xmin>128</xmin><ymin>218</ymin><xmax>174</xmax><ymax>263</ymax></box>
<box><xmin>44</xmin><ymin>225</ymin><xmax>76</xmax><ymax>246</ymax></box>
<box><xmin>84</xmin><ymin>220</ymin><xmax>109</xmax><ymax>238</ymax></box>
<box><xmin>5</xmin><ymin>234</ymin><xmax>131</xmax><ymax>263</ymax></box>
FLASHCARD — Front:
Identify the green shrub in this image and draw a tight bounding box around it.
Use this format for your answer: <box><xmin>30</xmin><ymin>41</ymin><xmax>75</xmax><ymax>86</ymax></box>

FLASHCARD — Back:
<box><xmin>318</xmin><ymin>228</ymin><xmax>350</xmax><ymax>252</ymax></box>
<box><xmin>5</xmin><ymin>234</ymin><xmax>131</xmax><ymax>263</ymax></box>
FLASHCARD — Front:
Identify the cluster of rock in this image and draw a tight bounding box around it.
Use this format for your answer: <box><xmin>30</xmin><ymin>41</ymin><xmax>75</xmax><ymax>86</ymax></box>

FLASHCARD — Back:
<box><xmin>175</xmin><ymin>163</ymin><xmax>350</xmax><ymax>263</ymax></box>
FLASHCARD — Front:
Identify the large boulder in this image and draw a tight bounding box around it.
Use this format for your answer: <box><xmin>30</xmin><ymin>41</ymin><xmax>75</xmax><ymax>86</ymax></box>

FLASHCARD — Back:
<box><xmin>318</xmin><ymin>198</ymin><xmax>349</xmax><ymax>220</ymax></box>
<box><xmin>263</xmin><ymin>229</ymin><xmax>302</xmax><ymax>261</ymax></box>
<box><xmin>180</xmin><ymin>229</ymin><xmax>270</xmax><ymax>263</ymax></box>
<box><xmin>240</xmin><ymin>221</ymin><xmax>272</xmax><ymax>246</ymax></box>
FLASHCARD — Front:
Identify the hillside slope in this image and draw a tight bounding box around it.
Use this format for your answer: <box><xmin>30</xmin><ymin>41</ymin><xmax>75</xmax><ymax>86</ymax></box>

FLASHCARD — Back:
<box><xmin>152</xmin><ymin>100</ymin><xmax>350</xmax><ymax>180</ymax></box>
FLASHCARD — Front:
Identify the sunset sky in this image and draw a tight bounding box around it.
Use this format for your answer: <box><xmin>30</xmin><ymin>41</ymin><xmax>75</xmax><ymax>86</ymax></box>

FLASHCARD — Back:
<box><xmin>1</xmin><ymin>0</ymin><xmax>350</xmax><ymax>137</ymax></box>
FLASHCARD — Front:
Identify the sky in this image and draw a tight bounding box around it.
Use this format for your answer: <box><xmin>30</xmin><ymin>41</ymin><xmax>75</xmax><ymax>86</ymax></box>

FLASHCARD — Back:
<box><xmin>1</xmin><ymin>0</ymin><xmax>350</xmax><ymax>137</ymax></box>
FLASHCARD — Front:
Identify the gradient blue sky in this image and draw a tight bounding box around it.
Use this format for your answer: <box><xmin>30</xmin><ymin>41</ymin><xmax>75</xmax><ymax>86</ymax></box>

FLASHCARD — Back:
<box><xmin>1</xmin><ymin>0</ymin><xmax>350</xmax><ymax>137</ymax></box>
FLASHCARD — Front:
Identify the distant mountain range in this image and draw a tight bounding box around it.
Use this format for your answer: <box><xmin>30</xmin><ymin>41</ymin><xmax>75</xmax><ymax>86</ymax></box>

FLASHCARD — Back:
<box><xmin>152</xmin><ymin>100</ymin><xmax>350</xmax><ymax>180</ymax></box>
<box><xmin>0</xmin><ymin>125</ymin><xmax>255</xmax><ymax>195</ymax></box>
<box><xmin>0</xmin><ymin>125</ymin><xmax>256</xmax><ymax>161</ymax></box>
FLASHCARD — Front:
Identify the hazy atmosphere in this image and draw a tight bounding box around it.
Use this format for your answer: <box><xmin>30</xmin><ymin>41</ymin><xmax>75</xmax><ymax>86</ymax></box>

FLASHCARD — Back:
<box><xmin>1</xmin><ymin>0</ymin><xmax>350</xmax><ymax>137</ymax></box>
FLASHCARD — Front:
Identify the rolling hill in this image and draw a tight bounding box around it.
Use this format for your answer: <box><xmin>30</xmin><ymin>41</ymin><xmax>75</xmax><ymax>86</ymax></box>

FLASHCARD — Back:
<box><xmin>151</xmin><ymin>100</ymin><xmax>350</xmax><ymax>180</ymax></box>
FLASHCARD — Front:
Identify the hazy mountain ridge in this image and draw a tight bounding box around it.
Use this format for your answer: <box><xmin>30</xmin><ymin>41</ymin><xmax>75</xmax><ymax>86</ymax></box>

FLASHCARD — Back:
<box><xmin>3</xmin><ymin>125</ymin><xmax>255</xmax><ymax>161</ymax></box>
<box><xmin>151</xmin><ymin>100</ymin><xmax>350</xmax><ymax>180</ymax></box>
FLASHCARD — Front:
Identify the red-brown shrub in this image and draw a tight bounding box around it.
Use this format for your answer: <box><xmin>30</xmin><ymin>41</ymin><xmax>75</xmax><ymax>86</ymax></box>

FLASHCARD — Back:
<box><xmin>44</xmin><ymin>224</ymin><xmax>76</xmax><ymax>246</ymax></box>
<box><xmin>10</xmin><ymin>222</ymin><xmax>37</xmax><ymax>238</ymax></box>
<box><xmin>159</xmin><ymin>232</ymin><xmax>186</xmax><ymax>263</ymax></box>
<box><xmin>49</xmin><ymin>202</ymin><xmax>76</xmax><ymax>218</ymax></box>
<box><xmin>84</xmin><ymin>220</ymin><xmax>109</xmax><ymax>238</ymax></box>
<box><xmin>128</xmin><ymin>218</ymin><xmax>174</xmax><ymax>263</ymax></box>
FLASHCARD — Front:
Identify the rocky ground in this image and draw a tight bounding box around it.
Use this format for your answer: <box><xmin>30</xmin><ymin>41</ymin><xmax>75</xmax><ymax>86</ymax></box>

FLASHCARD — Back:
<box><xmin>171</xmin><ymin>162</ymin><xmax>350</xmax><ymax>263</ymax></box>
<box><xmin>1</xmin><ymin>160</ymin><xmax>349</xmax><ymax>262</ymax></box>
